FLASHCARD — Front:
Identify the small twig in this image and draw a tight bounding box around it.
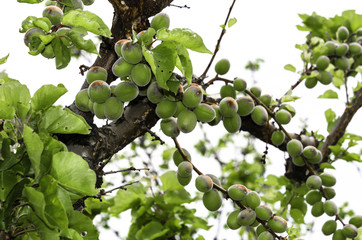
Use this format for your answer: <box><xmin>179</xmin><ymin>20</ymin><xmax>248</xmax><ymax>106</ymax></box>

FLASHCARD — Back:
<box><xmin>103</xmin><ymin>167</ymin><xmax>149</xmax><ymax>175</ymax></box>
<box><xmin>98</xmin><ymin>181</ymin><xmax>140</xmax><ymax>196</ymax></box>
<box><xmin>203</xmin><ymin>76</ymin><xmax>233</xmax><ymax>90</ymax></box>
<box><xmin>98</xmin><ymin>155</ymin><xmax>113</xmax><ymax>172</ymax></box>
<box><xmin>169</xmin><ymin>4</ymin><xmax>190</xmax><ymax>9</ymax></box>
<box><xmin>344</xmin><ymin>74</ymin><xmax>350</xmax><ymax>106</ymax></box>
<box><xmin>280</xmin><ymin>192</ymin><xmax>295</xmax><ymax>215</ymax></box>
<box><xmin>144</xmin><ymin>127</ymin><xmax>165</xmax><ymax>145</ymax></box>
<box><xmin>79</xmin><ymin>64</ymin><xmax>90</xmax><ymax>76</ymax></box>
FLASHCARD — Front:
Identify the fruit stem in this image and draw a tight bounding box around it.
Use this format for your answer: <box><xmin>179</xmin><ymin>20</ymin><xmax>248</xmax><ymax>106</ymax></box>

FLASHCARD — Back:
<box><xmin>202</xmin><ymin>76</ymin><xmax>233</xmax><ymax>90</ymax></box>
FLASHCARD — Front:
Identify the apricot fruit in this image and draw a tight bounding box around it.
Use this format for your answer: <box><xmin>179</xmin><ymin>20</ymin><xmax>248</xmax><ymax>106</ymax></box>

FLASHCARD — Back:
<box><xmin>342</xmin><ymin>224</ymin><xmax>358</xmax><ymax>238</ymax></box>
<box><xmin>112</xmin><ymin>57</ymin><xmax>134</xmax><ymax>77</ymax></box>
<box><xmin>227</xmin><ymin>210</ymin><xmax>242</xmax><ymax>230</ymax></box>
<box><xmin>114</xmin><ymin>39</ymin><xmax>130</xmax><ymax>57</ymax></box>
<box><xmin>227</xmin><ymin>184</ymin><xmax>248</xmax><ymax>201</ymax></box>
<box><xmin>24</xmin><ymin>27</ymin><xmax>46</xmax><ymax>50</ymax></box>
<box><xmin>251</xmin><ymin>105</ymin><xmax>268</xmax><ymax>126</ymax></box>
<box><xmin>349</xmin><ymin>42</ymin><xmax>362</xmax><ymax>55</ymax></box>
<box><xmin>306</xmin><ymin>175</ymin><xmax>322</xmax><ymax>189</ymax></box>
<box><xmin>255</xmin><ymin>205</ymin><xmax>273</xmax><ymax>221</ymax></box>
<box><xmin>88</xmin><ymin>80</ymin><xmax>111</xmax><ymax>103</ymax></box>
<box><xmin>202</xmin><ymin>189</ymin><xmax>222</xmax><ymax>211</ymax></box>
<box><xmin>182</xmin><ymin>85</ymin><xmax>203</xmax><ymax>108</ymax></box>
<box><xmin>332</xmin><ymin>229</ymin><xmax>346</xmax><ymax>240</ymax></box>
<box><xmin>286</xmin><ymin>139</ymin><xmax>303</xmax><ymax>158</ymax></box>
<box><xmin>233</xmin><ymin>78</ymin><xmax>247</xmax><ymax>91</ymax></box>
<box><xmin>257</xmin><ymin>231</ymin><xmax>274</xmax><ymax>240</ymax></box>
<box><xmin>220</xmin><ymin>84</ymin><xmax>236</xmax><ymax>99</ymax></box>
<box><xmin>75</xmin><ymin>89</ymin><xmax>90</xmax><ymax>112</ymax></box>
<box><xmin>193</xmin><ymin>103</ymin><xmax>216</xmax><ymax>122</ymax></box>
<box><xmin>336</xmin><ymin>43</ymin><xmax>349</xmax><ymax>56</ymax></box>
<box><xmin>305</xmin><ymin>77</ymin><xmax>318</xmax><ymax>89</ymax></box>
<box><xmin>349</xmin><ymin>215</ymin><xmax>362</xmax><ymax>228</ymax></box>
<box><xmin>41</xmin><ymin>45</ymin><xmax>55</xmax><ymax>58</ymax></box>
<box><xmin>292</xmin><ymin>156</ymin><xmax>305</xmax><ymax>166</ymax></box>
<box><xmin>336</xmin><ymin>26</ymin><xmax>349</xmax><ymax>41</ymax></box>
<box><xmin>219</xmin><ymin>97</ymin><xmax>238</xmax><ymax>117</ymax></box>
<box><xmin>215</xmin><ymin>58</ymin><xmax>230</xmax><ymax>75</ymax></box>
<box><xmin>267</xmin><ymin>216</ymin><xmax>287</xmax><ymax>233</ymax></box>
<box><xmin>324</xmin><ymin>187</ymin><xmax>336</xmax><ymax>199</ymax></box>
<box><xmin>160</xmin><ymin>117</ymin><xmax>180</xmax><ymax>138</ymax></box>
<box><xmin>208</xmin><ymin>105</ymin><xmax>221</xmax><ymax>126</ymax></box>
<box><xmin>150</xmin><ymin>13</ymin><xmax>170</xmax><ymax>31</ymax></box>
<box><xmin>322</xmin><ymin>220</ymin><xmax>337</xmax><ymax>235</ymax></box>
<box><xmin>246</xmin><ymin>191</ymin><xmax>261</xmax><ymax>209</ymax></box>
<box><xmin>146</xmin><ymin>81</ymin><xmax>164</xmax><ymax>104</ymax></box>
<box><xmin>335</xmin><ymin>57</ymin><xmax>349</xmax><ymax>71</ymax></box>
<box><xmin>237</xmin><ymin>208</ymin><xmax>256</xmax><ymax>226</ymax></box>
<box><xmin>104</xmin><ymin>97</ymin><xmax>124</xmax><ymax>120</ymax></box>
<box><xmin>320</xmin><ymin>173</ymin><xmax>336</xmax><ymax>187</ymax></box>
<box><xmin>81</xmin><ymin>0</ymin><xmax>94</xmax><ymax>5</ymax></box>
<box><xmin>177</xmin><ymin>109</ymin><xmax>197</xmax><ymax>133</ymax></box>
<box><xmin>156</xmin><ymin>99</ymin><xmax>177</xmax><ymax>118</ymax></box>
<box><xmin>324</xmin><ymin>200</ymin><xmax>338</xmax><ymax>216</ymax></box>
<box><xmin>271</xmin><ymin>130</ymin><xmax>285</xmax><ymax>146</ymax></box>
<box><xmin>177</xmin><ymin>161</ymin><xmax>193</xmax><ymax>178</ymax></box>
<box><xmin>56</xmin><ymin>27</ymin><xmax>72</xmax><ymax>47</ymax></box>
<box><xmin>121</xmin><ymin>41</ymin><xmax>143</xmax><ymax>64</ymax></box>
<box><xmin>173</xmin><ymin>148</ymin><xmax>191</xmax><ymax>166</ymax></box>
<box><xmin>195</xmin><ymin>175</ymin><xmax>213</xmax><ymax>193</ymax></box>
<box><xmin>324</xmin><ymin>41</ymin><xmax>337</xmax><ymax>56</ymax></box>
<box><xmin>206</xmin><ymin>174</ymin><xmax>221</xmax><ymax>186</ymax></box>
<box><xmin>306</xmin><ymin>190</ymin><xmax>322</xmax><ymax>205</ymax></box>
<box><xmin>311</xmin><ymin>201</ymin><xmax>324</xmax><ymax>217</ymax></box>
<box><xmin>223</xmin><ymin>115</ymin><xmax>241</xmax><ymax>133</ymax></box>
<box><xmin>275</xmin><ymin>109</ymin><xmax>292</xmax><ymax>125</ymax></box>
<box><xmin>236</xmin><ymin>96</ymin><xmax>255</xmax><ymax>116</ymax></box>
<box><xmin>130</xmin><ymin>63</ymin><xmax>152</xmax><ymax>87</ymax></box>
<box><xmin>308</xmin><ymin>150</ymin><xmax>322</xmax><ymax>164</ymax></box>
<box><xmin>316</xmin><ymin>55</ymin><xmax>330</xmax><ymax>71</ymax></box>
<box><xmin>250</xmin><ymin>86</ymin><xmax>262</xmax><ymax>97</ymax></box>
<box><xmin>174</xmin><ymin>101</ymin><xmax>187</xmax><ymax>117</ymax></box>
<box><xmin>87</xmin><ymin>66</ymin><xmax>108</xmax><ymax>84</ymax></box>
<box><xmin>93</xmin><ymin>102</ymin><xmax>106</xmax><ymax>119</ymax></box>
<box><xmin>177</xmin><ymin>173</ymin><xmax>192</xmax><ymax>186</ymax></box>
<box><xmin>259</xmin><ymin>94</ymin><xmax>272</xmax><ymax>107</ymax></box>
<box><xmin>113</xmin><ymin>81</ymin><xmax>139</xmax><ymax>102</ymax></box>
<box><xmin>302</xmin><ymin>145</ymin><xmax>318</xmax><ymax>159</ymax></box>
<box><xmin>42</xmin><ymin>6</ymin><xmax>63</xmax><ymax>26</ymax></box>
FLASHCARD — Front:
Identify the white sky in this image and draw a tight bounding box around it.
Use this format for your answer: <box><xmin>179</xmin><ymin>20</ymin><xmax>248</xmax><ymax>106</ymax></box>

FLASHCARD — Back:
<box><xmin>1</xmin><ymin>0</ymin><xmax>362</xmax><ymax>239</ymax></box>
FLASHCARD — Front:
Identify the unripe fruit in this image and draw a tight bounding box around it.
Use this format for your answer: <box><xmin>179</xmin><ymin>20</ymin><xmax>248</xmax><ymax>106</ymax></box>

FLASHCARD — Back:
<box><xmin>308</xmin><ymin>150</ymin><xmax>322</xmax><ymax>164</ymax></box>
<box><xmin>324</xmin><ymin>200</ymin><xmax>338</xmax><ymax>216</ymax></box>
<box><xmin>267</xmin><ymin>216</ymin><xmax>287</xmax><ymax>233</ymax></box>
<box><xmin>121</xmin><ymin>42</ymin><xmax>143</xmax><ymax>64</ymax></box>
<box><xmin>174</xmin><ymin>101</ymin><xmax>187</xmax><ymax>117</ymax></box>
<box><xmin>259</xmin><ymin>94</ymin><xmax>272</xmax><ymax>107</ymax></box>
<box><xmin>324</xmin><ymin>41</ymin><xmax>337</xmax><ymax>56</ymax></box>
<box><xmin>56</xmin><ymin>27</ymin><xmax>72</xmax><ymax>47</ymax></box>
<box><xmin>206</xmin><ymin>174</ymin><xmax>221</xmax><ymax>186</ymax></box>
<box><xmin>177</xmin><ymin>161</ymin><xmax>193</xmax><ymax>178</ymax></box>
<box><xmin>87</xmin><ymin>66</ymin><xmax>108</xmax><ymax>84</ymax></box>
<box><xmin>223</xmin><ymin>115</ymin><xmax>241</xmax><ymax>133</ymax></box>
<box><xmin>112</xmin><ymin>57</ymin><xmax>134</xmax><ymax>77</ymax></box>
<box><xmin>256</xmin><ymin>225</ymin><xmax>266</xmax><ymax>236</ymax></box>
<box><xmin>81</xmin><ymin>0</ymin><xmax>95</xmax><ymax>5</ymax></box>
<box><xmin>306</xmin><ymin>190</ymin><xmax>322</xmax><ymax>205</ymax></box>
<box><xmin>227</xmin><ymin>210</ymin><xmax>242</xmax><ymax>230</ymax></box>
<box><xmin>103</xmin><ymin>97</ymin><xmax>124</xmax><ymax>120</ymax></box>
<box><xmin>250</xmin><ymin>86</ymin><xmax>262</xmax><ymax>97</ymax></box>
<box><xmin>335</xmin><ymin>57</ymin><xmax>349</xmax><ymax>71</ymax></box>
<box><xmin>302</xmin><ymin>146</ymin><xmax>318</xmax><ymax>159</ymax></box>
<box><xmin>342</xmin><ymin>224</ymin><xmax>358</xmax><ymax>238</ymax></box>
<box><xmin>332</xmin><ymin>229</ymin><xmax>346</xmax><ymax>240</ymax></box>
<box><xmin>271</xmin><ymin>130</ymin><xmax>285</xmax><ymax>146</ymax></box>
<box><xmin>172</xmin><ymin>148</ymin><xmax>191</xmax><ymax>167</ymax></box>
<box><xmin>349</xmin><ymin>215</ymin><xmax>362</xmax><ymax>228</ymax></box>
<box><xmin>251</xmin><ymin>105</ymin><xmax>268</xmax><ymax>126</ymax></box>
<box><xmin>41</xmin><ymin>45</ymin><xmax>55</xmax><ymax>58</ymax></box>
<box><xmin>318</xmin><ymin>71</ymin><xmax>333</xmax><ymax>85</ymax></box>
<box><xmin>88</xmin><ymin>99</ymin><xmax>94</xmax><ymax>113</ymax></box>
<box><xmin>193</xmin><ymin>103</ymin><xmax>216</xmax><ymax>122</ymax></box>
<box><xmin>195</xmin><ymin>175</ymin><xmax>213</xmax><ymax>193</ymax></box>
<box><xmin>150</xmin><ymin>13</ymin><xmax>170</xmax><ymax>31</ymax></box>
<box><xmin>316</xmin><ymin>55</ymin><xmax>330</xmax><ymax>71</ymax></box>
<box><xmin>93</xmin><ymin>102</ymin><xmax>106</xmax><ymax>119</ymax></box>
<box><xmin>220</xmin><ymin>85</ymin><xmax>236</xmax><ymax>99</ymax></box>
<box><xmin>177</xmin><ymin>109</ymin><xmax>197</xmax><ymax>133</ymax></box>
<box><xmin>233</xmin><ymin>78</ymin><xmax>247</xmax><ymax>91</ymax></box>
<box><xmin>24</xmin><ymin>27</ymin><xmax>46</xmax><ymax>50</ymax></box>
<box><xmin>114</xmin><ymin>39</ymin><xmax>130</xmax><ymax>57</ymax></box>
<box><xmin>75</xmin><ymin>89</ymin><xmax>90</xmax><ymax>112</ymax></box>
<box><xmin>156</xmin><ymin>99</ymin><xmax>177</xmax><ymax>119</ymax></box>
<box><xmin>227</xmin><ymin>184</ymin><xmax>248</xmax><ymax>201</ymax></box>
<box><xmin>280</xmin><ymin>104</ymin><xmax>296</xmax><ymax>117</ymax></box>
<box><xmin>336</xmin><ymin>26</ymin><xmax>349</xmax><ymax>41</ymax></box>
<box><xmin>237</xmin><ymin>208</ymin><xmax>256</xmax><ymax>226</ymax></box>
<box><xmin>275</xmin><ymin>109</ymin><xmax>292</xmax><ymax>125</ymax></box>
<box><xmin>160</xmin><ymin>117</ymin><xmax>180</xmax><ymax>138</ymax></box>
<box><xmin>324</xmin><ymin>187</ymin><xmax>336</xmax><ymax>199</ymax></box>
<box><xmin>137</xmin><ymin>28</ymin><xmax>156</xmax><ymax>47</ymax></box>
<box><xmin>320</xmin><ymin>173</ymin><xmax>336</xmax><ymax>187</ymax></box>
<box><xmin>306</xmin><ymin>175</ymin><xmax>322</xmax><ymax>189</ymax></box>
<box><xmin>311</xmin><ymin>201</ymin><xmax>324</xmax><ymax>217</ymax></box>
<box><xmin>42</xmin><ymin>6</ymin><xmax>63</xmax><ymax>26</ymax></box>
<box><xmin>305</xmin><ymin>77</ymin><xmax>318</xmax><ymax>89</ymax></box>
<box><xmin>215</xmin><ymin>58</ymin><xmax>230</xmax><ymax>75</ymax></box>
<box><xmin>219</xmin><ymin>97</ymin><xmax>238</xmax><ymax>117</ymax></box>
<box><xmin>131</xmin><ymin>63</ymin><xmax>152</xmax><ymax>87</ymax></box>
<box><xmin>88</xmin><ymin>80</ymin><xmax>111</xmax><ymax>103</ymax></box>
<box><xmin>182</xmin><ymin>85</ymin><xmax>203</xmax><ymax>108</ymax></box>
<box><xmin>113</xmin><ymin>81</ymin><xmax>139</xmax><ymax>102</ymax></box>
<box><xmin>208</xmin><ymin>105</ymin><xmax>222</xmax><ymax>126</ymax></box>
<box><xmin>202</xmin><ymin>189</ymin><xmax>222</xmax><ymax>211</ymax></box>
<box><xmin>177</xmin><ymin>173</ymin><xmax>192</xmax><ymax>186</ymax></box>
<box><xmin>322</xmin><ymin>220</ymin><xmax>337</xmax><ymax>236</ymax></box>
<box><xmin>257</xmin><ymin>231</ymin><xmax>274</xmax><ymax>240</ymax></box>
<box><xmin>246</xmin><ymin>191</ymin><xmax>261</xmax><ymax>209</ymax></box>
<box><xmin>349</xmin><ymin>42</ymin><xmax>362</xmax><ymax>55</ymax></box>
<box><xmin>292</xmin><ymin>156</ymin><xmax>305</xmax><ymax>166</ymax></box>
<box><xmin>146</xmin><ymin>81</ymin><xmax>164</xmax><ymax>104</ymax></box>
<box><xmin>255</xmin><ymin>205</ymin><xmax>273</xmax><ymax>221</ymax></box>
<box><xmin>336</xmin><ymin>43</ymin><xmax>349</xmax><ymax>56</ymax></box>
<box><xmin>286</xmin><ymin>139</ymin><xmax>303</xmax><ymax>158</ymax></box>
<box><xmin>236</xmin><ymin>97</ymin><xmax>255</xmax><ymax>116</ymax></box>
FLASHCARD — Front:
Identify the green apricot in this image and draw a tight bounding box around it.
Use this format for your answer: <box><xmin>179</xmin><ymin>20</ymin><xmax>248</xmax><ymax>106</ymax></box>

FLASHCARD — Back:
<box><xmin>246</xmin><ymin>191</ymin><xmax>261</xmax><ymax>209</ymax></box>
<box><xmin>342</xmin><ymin>224</ymin><xmax>358</xmax><ymax>238</ymax></box>
<box><xmin>349</xmin><ymin>42</ymin><xmax>362</xmax><ymax>55</ymax></box>
<box><xmin>311</xmin><ymin>201</ymin><xmax>324</xmax><ymax>217</ymax></box>
<box><xmin>305</xmin><ymin>77</ymin><xmax>318</xmax><ymax>89</ymax></box>
<box><xmin>88</xmin><ymin>99</ymin><xmax>94</xmax><ymax>113</ymax></box>
<box><xmin>174</xmin><ymin>101</ymin><xmax>187</xmax><ymax>117</ymax></box>
<box><xmin>320</xmin><ymin>173</ymin><xmax>336</xmax><ymax>187</ymax></box>
<box><xmin>75</xmin><ymin>89</ymin><xmax>90</xmax><ymax>112</ymax></box>
<box><xmin>24</xmin><ymin>27</ymin><xmax>46</xmax><ymax>50</ymax></box>
<box><xmin>193</xmin><ymin>103</ymin><xmax>216</xmax><ymax>122</ymax></box>
<box><xmin>150</xmin><ymin>13</ymin><xmax>170</xmax><ymax>31</ymax></box>
<box><xmin>233</xmin><ymin>78</ymin><xmax>247</xmax><ymax>91</ymax></box>
<box><xmin>236</xmin><ymin>96</ymin><xmax>255</xmax><ymax>116</ymax></box>
<box><xmin>88</xmin><ymin>80</ymin><xmax>111</xmax><ymax>103</ymax></box>
<box><xmin>259</xmin><ymin>94</ymin><xmax>272</xmax><ymax>107</ymax></box>
<box><xmin>156</xmin><ymin>99</ymin><xmax>177</xmax><ymax>119</ymax></box>
<box><xmin>93</xmin><ymin>102</ymin><xmax>106</xmax><ymax>119</ymax></box>
<box><xmin>87</xmin><ymin>66</ymin><xmax>108</xmax><ymax>84</ymax></box>
<box><xmin>324</xmin><ymin>200</ymin><xmax>338</xmax><ymax>216</ymax></box>
<box><xmin>104</xmin><ymin>97</ymin><xmax>124</xmax><ymax>120</ymax></box>
<box><xmin>237</xmin><ymin>208</ymin><xmax>256</xmax><ymax>226</ymax></box>
<box><xmin>337</xmin><ymin>26</ymin><xmax>349</xmax><ymax>41</ymax></box>
<box><xmin>316</xmin><ymin>55</ymin><xmax>330</xmax><ymax>71</ymax></box>
<box><xmin>336</xmin><ymin>43</ymin><xmax>349</xmax><ymax>56</ymax></box>
<box><xmin>271</xmin><ymin>130</ymin><xmax>285</xmax><ymax>146</ymax></box>
<box><xmin>208</xmin><ymin>105</ymin><xmax>222</xmax><ymax>126</ymax></box>
<box><xmin>182</xmin><ymin>85</ymin><xmax>203</xmax><ymax>108</ymax></box>
<box><xmin>227</xmin><ymin>184</ymin><xmax>248</xmax><ymax>201</ymax></box>
<box><xmin>112</xmin><ymin>57</ymin><xmax>134</xmax><ymax>77</ymax></box>
<box><xmin>290</xmin><ymin>197</ymin><xmax>307</xmax><ymax>214</ymax></box>
<box><xmin>280</xmin><ymin>104</ymin><xmax>296</xmax><ymax>117</ymax></box>
<box><xmin>275</xmin><ymin>109</ymin><xmax>292</xmax><ymax>125</ymax></box>
<box><xmin>177</xmin><ymin>173</ymin><xmax>192</xmax><ymax>186</ymax></box>
<box><xmin>286</xmin><ymin>139</ymin><xmax>303</xmax><ymax>158</ymax></box>
<box><xmin>349</xmin><ymin>215</ymin><xmax>362</xmax><ymax>228</ymax></box>
<box><xmin>308</xmin><ymin>150</ymin><xmax>322</xmax><ymax>164</ymax></box>
<box><xmin>322</xmin><ymin>220</ymin><xmax>337</xmax><ymax>236</ymax></box>
<box><xmin>113</xmin><ymin>81</ymin><xmax>139</xmax><ymax>102</ymax></box>
<box><xmin>81</xmin><ymin>0</ymin><xmax>94</xmax><ymax>5</ymax></box>
<box><xmin>160</xmin><ymin>117</ymin><xmax>180</xmax><ymax>138</ymax></box>
<box><xmin>255</xmin><ymin>205</ymin><xmax>273</xmax><ymax>221</ymax></box>
<box><xmin>146</xmin><ymin>81</ymin><xmax>164</xmax><ymax>104</ymax></box>
<box><xmin>324</xmin><ymin>187</ymin><xmax>336</xmax><ymax>199</ymax></box>
<box><xmin>220</xmin><ymin>85</ymin><xmax>236</xmax><ymax>99</ymax></box>
<box><xmin>177</xmin><ymin>161</ymin><xmax>193</xmax><ymax>178</ymax></box>
<box><xmin>306</xmin><ymin>175</ymin><xmax>322</xmax><ymax>189</ymax></box>
<box><xmin>177</xmin><ymin>109</ymin><xmax>197</xmax><ymax>133</ymax></box>
<box><xmin>206</xmin><ymin>174</ymin><xmax>221</xmax><ymax>186</ymax></box>
<box><xmin>324</xmin><ymin>41</ymin><xmax>337</xmax><ymax>56</ymax></box>
<box><xmin>332</xmin><ymin>229</ymin><xmax>346</xmax><ymax>240</ymax></box>
<box><xmin>292</xmin><ymin>156</ymin><xmax>305</xmax><ymax>166</ymax></box>
<box><xmin>41</xmin><ymin>44</ymin><xmax>55</xmax><ymax>59</ymax></box>
<box><xmin>114</xmin><ymin>39</ymin><xmax>130</xmax><ymax>57</ymax></box>
<box><xmin>256</xmin><ymin>225</ymin><xmax>267</xmax><ymax>236</ymax></box>
<box><xmin>257</xmin><ymin>231</ymin><xmax>274</xmax><ymax>240</ymax></box>
<box><xmin>121</xmin><ymin>41</ymin><xmax>143</xmax><ymax>64</ymax></box>
<box><xmin>137</xmin><ymin>28</ymin><xmax>156</xmax><ymax>47</ymax></box>
<box><xmin>42</xmin><ymin>5</ymin><xmax>63</xmax><ymax>26</ymax></box>
<box><xmin>223</xmin><ymin>115</ymin><xmax>241</xmax><ymax>133</ymax></box>
<box><xmin>267</xmin><ymin>216</ymin><xmax>287</xmax><ymax>233</ymax></box>
<box><xmin>251</xmin><ymin>105</ymin><xmax>268</xmax><ymax>126</ymax></box>
<box><xmin>250</xmin><ymin>86</ymin><xmax>262</xmax><ymax>97</ymax></box>
<box><xmin>203</xmin><ymin>189</ymin><xmax>222</xmax><ymax>211</ymax></box>
<box><xmin>195</xmin><ymin>175</ymin><xmax>213</xmax><ymax>193</ymax></box>
<box><xmin>227</xmin><ymin>210</ymin><xmax>242</xmax><ymax>230</ymax></box>
<box><xmin>335</xmin><ymin>57</ymin><xmax>349</xmax><ymax>71</ymax></box>
<box><xmin>215</xmin><ymin>58</ymin><xmax>230</xmax><ymax>75</ymax></box>
<box><xmin>69</xmin><ymin>0</ymin><xmax>83</xmax><ymax>9</ymax></box>
<box><xmin>56</xmin><ymin>27</ymin><xmax>72</xmax><ymax>47</ymax></box>
<box><xmin>306</xmin><ymin>190</ymin><xmax>322</xmax><ymax>205</ymax></box>
<box><xmin>131</xmin><ymin>63</ymin><xmax>152</xmax><ymax>87</ymax></box>
<box><xmin>302</xmin><ymin>146</ymin><xmax>318</xmax><ymax>159</ymax></box>
<box><xmin>173</xmin><ymin>148</ymin><xmax>191</xmax><ymax>166</ymax></box>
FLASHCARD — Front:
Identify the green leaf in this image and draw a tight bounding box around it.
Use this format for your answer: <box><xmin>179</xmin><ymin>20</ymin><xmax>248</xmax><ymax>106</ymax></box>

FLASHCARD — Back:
<box><xmin>342</xmin><ymin>152</ymin><xmax>362</xmax><ymax>162</ymax></box>
<box><xmin>318</xmin><ymin>89</ymin><xmax>338</xmax><ymax>99</ymax></box>
<box><xmin>135</xmin><ymin>221</ymin><xmax>169</xmax><ymax>240</ymax></box>
<box><xmin>325</xmin><ymin>108</ymin><xmax>336</xmax><ymax>124</ymax></box>
<box><xmin>175</xmin><ymin>42</ymin><xmax>193</xmax><ymax>84</ymax></box>
<box><xmin>32</xmin><ymin>84</ymin><xmax>67</xmax><ymax>111</ymax></box>
<box><xmin>160</xmin><ymin>171</ymin><xmax>184</xmax><ymax>192</ymax></box>
<box><xmin>290</xmin><ymin>208</ymin><xmax>305</xmax><ymax>224</ymax></box>
<box><xmin>157</xmin><ymin>28</ymin><xmax>212</xmax><ymax>54</ymax></box>
<box><xmin>0</xmin><ymin>79</ymin><xmax>31</xmax><ymax>108</ymax></box>
<box><xmin>33</xmin><ymin>17</ymin><xmax>52</xmax><ymax>33</ymax></box>
<box><xmin>0</xmin><ymin>171</ymin><xmax>18</xmax><ymax>201</ymax></box>
<box><xmin>0</xmin><ymin>101</ymin><xmax>15</xmax><ymax>120</ymax></box>
<box><xmin>67</xmin><ymin>26</ymin><xmax>99</xmax><ymax>55</ymax></box>
<box><xmin>284</xmin><ymin>64</ymin><xmax>296</xmax><ymax>72</ymax></box>
<box><xmin>23</xmin><ymin>125</ymin><xmax>44</xmax><ymax>180</ymax></box>
<box><xmin>50</xmin><ymin>152</ymin><xmax>98</xmax><ymax>196</ymax></box>
<box><xmin>280</xmin><ymin>94</ymin><xmax>300</xmax><ymax>102</ymax></box>
<box><xmin>17</xmin><ymin>0</ymin><xmax>44</xmax><ymax>3</ymax></box>
<box><xmin>39</xmin><ymin>34</ymin><xmax>55</xmax><ymax>45</ymax></box>
<box><xmin>19</xmin><ymin>16</ymin><xmax>37</xmax><ymax>33</ymax></box>
<box><xmin>68</xmin><ymin>211</ymin><xmax>99</xmax><ymax>240</ymax></box>
<box><xmin>109</xmin><ymin>183</ymin><xmax>146</xmax><ymax>215</ymax></box>
<box><xmin>228</xmin><ymin>18</ymin><xmax>237</xmax><ymax>28</ymax></box>
<box><xmin>0</xmin><ymin>54</ymin><xmax>9</xmax><ymax>65</ymax></box>
<box><xmin>25</xmin><ymin>207</ymin><xmax>61</xmax><ymax>240</ymax></box>
<box><xmin>164</xmin><ymin>188</ymin><xmax>192</xmax><ymax>204</ymax></box>
<box><xmin>52</xmin><ymin>37</ymin><xmax>71</xmax><ymax>69</ymax></box>
<box><xmin>39</xmin><ymin>106</ymin><xmax>91</xmax><ymax>134</ymax></box>
<box><xmin>320</xmin><ymin>163</ymin><xmax>336</xmax><ymax>169</ymax></box>
<box><xmin>62</xmin><ymin>10</ymin><xmax>111</xmax><ymax>37</ymax></box>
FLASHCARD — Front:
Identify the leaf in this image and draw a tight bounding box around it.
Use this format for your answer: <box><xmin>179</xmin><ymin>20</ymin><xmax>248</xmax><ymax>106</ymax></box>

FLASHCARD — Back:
<box><xmin>0</xmin><ymin>171</ymin><xmax>18</xmax><ymax>201</ymax></box>
<box><xmin>17</xmin><ymin>0</ymin><xmax>44</xmax><ymax>3</ymax></box>
<box><xmin>157</xmin><ymin>28</ymin><xmax>212</xmax><ymax>54</ymax></box>
<box><xmin>228</xmin><ymin>18</ymin><xmax>237</xmax><ymax>28</ymax></box>
<box><xmin>175</xmin><ymin>42</ymin><xmax>193</xmax><ymax>84</ymax></box>
<box><xmin>318</xmin><ymin>89</ymin><xmax>338</xmax><ymax>99</ymax></box>
<box><xmin>68</xmin><ymin>211</ymin><xmax>99</xmax><ymax>240</ymax></box>
<box><xmin>50</xmin><ymin>152</ymin><xmax>98</xmax><ymax>196</ymax></box>
<box><xmin>0</xmin><ymin>54</ymin><xmax>9</xmax><ymax>65</ymax></box>
<box><xmin>67</xmin><ymin>26</ymin><xmax>99</xmax><ymax>55</ymax></box>
<box><xmin>23</xmin><ymin>125</ymin><xmax>44</xmax><ymax>180</ymax></box>
<box><xmin>32</xmin><ymin>84</ymin><xmax>67</xmax><ymax>111</ymax></box>
<box><xmin>0</xmin><ymin>101</ymin><xmax>15</xmax><ymax>120</ymax></box>
<box><xmin>280</xmin><ymin>95</ymin><xmax>300</xmax><ymax>102</ymax></box>
<box><xmin>160</xmin><ymin>171</ymin><xmax>184</xmax><ymax>192</ymax></box>
<box><xmin>135</xmin><ymin>221</ymin><xmax>169</xmax><ymax>240</ymax></box>
<box><xmin>52</xmin><ymin>37</ymin><xmax>71</xmax><ymax>69</ymax></box>
<box><xmin>164</xmin><ymin>189</ymin><xmax>192</xmax><ymax>204</ymax></box>
<box><xmin>33</xmin><ymin>17</ymin><xmax>52</xmax><ymax>33</ymax></box>
<box><xmin>0</xmin><ymin>79</ymin><xmax>31</xmax><ymax>108</ymax></box>
<box><xmin>109</xmin><ymin>183</ymin><xmax>146</xmax><ymax>215</ymax></box>
<box><xmin>39</xmin><ymin>106</ymin><xmax>91</xmax><ymax>134</ymax></box>
<box><xmin>25</xmin><ymin>208</ymin><xmax>61</xmax><ymax>240</ymax></box>
<box><xmin>320</xmin><ymin>163</ymin><xmax>336</xmax><ymax>170</ymax></box>
<box><xmin>284</xmin><ymin>64</ymin><xmax>296</xmax><ymax>72</ymax></box>
<box><xmin>62</xmin><ymin>10</ymin><xmax>111</xmax><ymax>37</ymax></box>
